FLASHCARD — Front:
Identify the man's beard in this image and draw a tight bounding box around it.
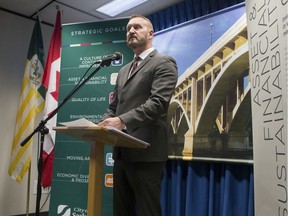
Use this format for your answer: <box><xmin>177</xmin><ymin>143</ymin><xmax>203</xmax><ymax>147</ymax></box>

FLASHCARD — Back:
<box><xmin>127</xmin><ymin>38</ymin><xmax>146</xmax><ymax>49</ymax></box>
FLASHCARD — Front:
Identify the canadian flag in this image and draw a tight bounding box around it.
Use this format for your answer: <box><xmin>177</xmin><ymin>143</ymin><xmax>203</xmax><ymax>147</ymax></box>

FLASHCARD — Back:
<box><xmin>41</xmin><ymin>10</ymin><xmax>61</xmax><ymax>188</ymax></box>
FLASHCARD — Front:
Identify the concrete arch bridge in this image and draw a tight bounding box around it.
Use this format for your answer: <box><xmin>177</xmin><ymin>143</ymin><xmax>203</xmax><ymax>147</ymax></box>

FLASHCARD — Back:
<box><xmin>167</xmin><ymin>15</ymin><xmax>252</xmax><ymax>160</ymax></box>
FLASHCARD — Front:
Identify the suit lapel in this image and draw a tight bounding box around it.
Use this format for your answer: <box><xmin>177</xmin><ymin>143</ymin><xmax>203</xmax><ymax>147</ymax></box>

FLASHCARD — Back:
<box><xmin>126</xmin><ymin>50</ymin><xmax>158</xmax><ymax>82</ymax></box>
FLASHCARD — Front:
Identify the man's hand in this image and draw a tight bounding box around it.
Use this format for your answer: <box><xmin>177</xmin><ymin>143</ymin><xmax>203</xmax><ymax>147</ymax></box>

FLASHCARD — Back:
<box><xmin>98</xmin><ymin>117</ymin><xmax>125</xmax><ymax>130</ymax></box>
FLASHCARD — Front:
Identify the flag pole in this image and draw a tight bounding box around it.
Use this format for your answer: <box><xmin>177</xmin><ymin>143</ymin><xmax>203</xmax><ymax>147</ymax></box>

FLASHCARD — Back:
<box><xmin>35</xmin><ymin>131</ymin><xmax>47</xmax><ymax>216</ymax></box>
<box><xmin>26</xmin><ymin>162</ymin><xmax>31</xmax><ymax>216</ymax></box>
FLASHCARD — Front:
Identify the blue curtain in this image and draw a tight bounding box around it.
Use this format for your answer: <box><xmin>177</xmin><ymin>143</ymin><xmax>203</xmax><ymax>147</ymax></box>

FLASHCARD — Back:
<box><xmin>148</xmin><ymin>0</ymin><xmax>245</xmax><ymax>32</ymax></box>
<box><xmin>161</xmin><ymin>161</ymin><xmax>254</xmax><ymax>216</ymax></box>
<box><xmin>147</xmin><ymin>0</ymin><xmax>253</xmax><ymax>215</ymax></box>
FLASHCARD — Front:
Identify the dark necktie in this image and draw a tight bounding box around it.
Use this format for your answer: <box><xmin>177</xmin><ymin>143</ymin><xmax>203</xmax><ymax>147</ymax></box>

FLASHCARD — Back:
<box><xmin>128</xmin><ymin>56</ymin><xmax>140</xmax><ymax>78</ymax></box>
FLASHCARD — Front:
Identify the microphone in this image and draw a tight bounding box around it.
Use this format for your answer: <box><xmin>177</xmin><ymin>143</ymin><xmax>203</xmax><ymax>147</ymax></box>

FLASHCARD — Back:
<box><xmin>96</xmin><ymin>52</ymin><xmax>122</xmax><ymax>65</ymax></box>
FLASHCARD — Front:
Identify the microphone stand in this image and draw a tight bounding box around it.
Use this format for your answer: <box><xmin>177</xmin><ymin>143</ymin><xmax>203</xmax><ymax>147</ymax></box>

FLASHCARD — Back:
<box><xmin>20</xmin><ymin>59</ymin><xmax>112</xmax><ymax>216</ymax></box>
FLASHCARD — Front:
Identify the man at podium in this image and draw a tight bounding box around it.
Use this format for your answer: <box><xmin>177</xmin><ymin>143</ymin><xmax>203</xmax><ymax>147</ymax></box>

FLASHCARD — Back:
<box><xmin>99</xmin><ymin>14</ymin><xmax>178</xmax><ymax>216</ymax></box>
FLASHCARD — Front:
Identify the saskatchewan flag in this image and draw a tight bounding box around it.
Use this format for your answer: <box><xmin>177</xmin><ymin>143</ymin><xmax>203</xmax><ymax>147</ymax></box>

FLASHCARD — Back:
<box><xmin>8</xmin><ymin>17</ymin><xmax>45</xmax><ymax>182</ymax></box>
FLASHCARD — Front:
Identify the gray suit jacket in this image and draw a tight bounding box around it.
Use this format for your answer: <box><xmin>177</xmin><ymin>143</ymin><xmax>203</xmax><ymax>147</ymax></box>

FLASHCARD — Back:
<box><xmin>102</xmin><ymin>49</ymin><xmax>178</xmax><ymax>162</ymax></box>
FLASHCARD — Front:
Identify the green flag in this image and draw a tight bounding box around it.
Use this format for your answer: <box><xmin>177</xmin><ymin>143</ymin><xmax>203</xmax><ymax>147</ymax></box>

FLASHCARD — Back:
<box><xmin>8</xmin><ymin>17</ymin><xmax>45</xmax><ymax>182</ymax></box>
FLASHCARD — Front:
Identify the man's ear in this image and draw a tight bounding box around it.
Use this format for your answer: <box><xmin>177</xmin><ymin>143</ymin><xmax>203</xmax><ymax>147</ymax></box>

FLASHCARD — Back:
<box><xmin>149</xmin><ymin>30</ymin><xmax>154</xmax><ymax>39</ymax></box>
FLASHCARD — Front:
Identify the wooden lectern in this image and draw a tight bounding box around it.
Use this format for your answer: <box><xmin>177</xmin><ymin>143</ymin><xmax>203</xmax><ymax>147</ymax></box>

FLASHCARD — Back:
<box><xmin>53</xmin><ymin>126</ymin><xmax>149</xmax><ymax>216</ymax></box>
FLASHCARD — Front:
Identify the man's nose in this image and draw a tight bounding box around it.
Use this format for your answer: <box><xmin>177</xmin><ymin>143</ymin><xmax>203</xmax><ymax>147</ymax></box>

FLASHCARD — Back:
<box><xmin>129</xmin><ymin>27</ymin><xmax>136</xmax><ymax>34</ymax></box>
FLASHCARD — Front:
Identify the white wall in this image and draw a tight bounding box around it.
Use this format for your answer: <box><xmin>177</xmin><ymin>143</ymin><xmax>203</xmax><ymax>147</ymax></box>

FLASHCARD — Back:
<box><xmin>0</xmin><ymin>10</ymin><xmax>53</xmax><ymax>215</ymax></box>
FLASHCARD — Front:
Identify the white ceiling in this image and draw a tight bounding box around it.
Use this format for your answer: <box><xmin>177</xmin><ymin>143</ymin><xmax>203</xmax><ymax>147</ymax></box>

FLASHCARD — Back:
<box><xmin>0</xmin><ymin>0</ymin><xmax>183</xmax><ymax>26</ymax></box>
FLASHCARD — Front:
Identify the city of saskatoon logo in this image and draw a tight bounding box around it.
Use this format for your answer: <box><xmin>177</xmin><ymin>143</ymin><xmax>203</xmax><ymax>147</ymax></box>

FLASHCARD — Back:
<box><xmin>57</xmin><ymin>205</ymin><xmax>71</xmax><ymax>216</ymax></box>
<box><xmin>57</xmin><ymin>205</ymin><xmax>88</xmax><ymax>215</ymax></box>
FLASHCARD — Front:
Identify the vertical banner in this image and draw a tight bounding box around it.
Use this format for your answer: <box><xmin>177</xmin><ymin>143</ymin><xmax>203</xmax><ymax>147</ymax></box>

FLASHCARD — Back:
<box><xmin>49</xmin><ymin>18</ymin><xmax>133</xmax><ymax>216</ymax></box>
<box><xmin>245</xmin><ymin>0</ymin><xmax>288</xmax><ymax>215</ymax></box>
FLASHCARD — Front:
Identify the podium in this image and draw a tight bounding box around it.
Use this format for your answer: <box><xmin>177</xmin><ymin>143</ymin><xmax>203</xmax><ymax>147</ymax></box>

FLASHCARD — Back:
<box><xmin>53</xmin><ymin>126</ymin><xmax>149</xmax><ymax>216</ymax></box>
